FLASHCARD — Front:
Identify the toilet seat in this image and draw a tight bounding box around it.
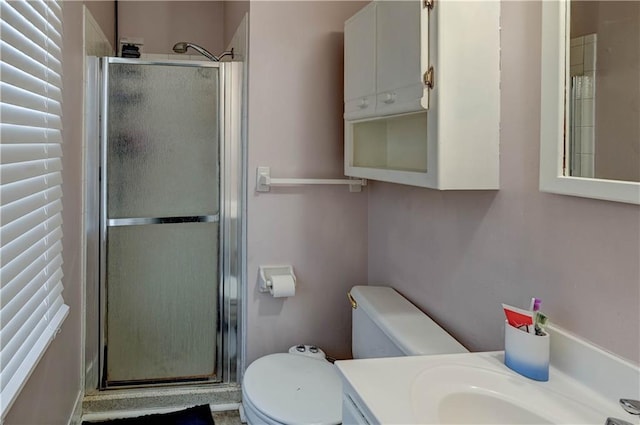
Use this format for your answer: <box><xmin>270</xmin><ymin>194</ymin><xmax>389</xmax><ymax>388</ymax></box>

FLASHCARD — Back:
<box><xmin>242</xmin><ymin>353</ymin><xmax>342</xmax><ymax>425</ymax></box>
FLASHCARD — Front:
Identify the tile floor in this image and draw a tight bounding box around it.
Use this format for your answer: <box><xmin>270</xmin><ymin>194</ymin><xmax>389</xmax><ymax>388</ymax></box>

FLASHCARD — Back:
<box><xmin>212</xmin><ymin>409</ymin><xmax>243</xmax><ymax>425</ymax></box>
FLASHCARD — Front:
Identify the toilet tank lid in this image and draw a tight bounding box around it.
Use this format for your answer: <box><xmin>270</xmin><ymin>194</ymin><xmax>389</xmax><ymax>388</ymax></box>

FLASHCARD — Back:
<box><xmin>350</xmin><ymin>285</ymin><xmax>468</xmax><ymax>356</ymax></box>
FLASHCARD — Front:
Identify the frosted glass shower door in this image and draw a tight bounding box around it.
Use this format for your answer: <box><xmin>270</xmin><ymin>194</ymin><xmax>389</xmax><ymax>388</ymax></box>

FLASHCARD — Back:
<box><xmin>103</xmin><ymin>60</ymin><xmax>220</xmax><ymax>385</ymax></box>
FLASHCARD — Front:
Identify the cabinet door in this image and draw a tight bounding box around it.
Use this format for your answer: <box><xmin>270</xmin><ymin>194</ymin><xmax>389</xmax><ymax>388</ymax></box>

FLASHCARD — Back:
<box><xmin>342</xmin><ymin>394</ymin><xmax>372</xmax><ymax>425</ymax></box>
<box><xmin>344</xmin><ymin>2</ymin><xmax>376</xmax><ymax>120</ymax></box>
<box><xmin>376</xmin><ymin>0</ymin><xmax>424</xmax><ymax>116</ymax></box>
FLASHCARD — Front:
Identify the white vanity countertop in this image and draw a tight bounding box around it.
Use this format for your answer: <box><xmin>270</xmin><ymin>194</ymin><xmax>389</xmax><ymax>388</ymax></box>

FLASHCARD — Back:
<box><xmin>335</xmin><ymin>351</ymin><xmax>635</xmax><ymax>425</ymax></box>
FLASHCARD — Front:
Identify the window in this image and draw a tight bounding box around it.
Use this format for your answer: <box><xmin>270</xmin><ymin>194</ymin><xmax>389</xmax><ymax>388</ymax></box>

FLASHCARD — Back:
<box><xmin>0</xmin><ymin>0</ymin><xmax>68</xmax><ymax>417</ymax></box>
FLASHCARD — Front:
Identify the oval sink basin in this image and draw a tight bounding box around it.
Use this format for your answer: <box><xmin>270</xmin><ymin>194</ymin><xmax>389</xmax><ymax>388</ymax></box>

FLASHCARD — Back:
<box><xmin>335</xmin><ymin>350</ymin><xmax>633</xmax><ymax>425</ymax></box>
<box><xmin>438</xmin><ymin>392</ymin><xmax>553</xmax><ymax>424</ymax></box>
<box><xmin>412</xmin><ymin>365</ymin><xmax>606</xmax><ymax>424</ymax></box>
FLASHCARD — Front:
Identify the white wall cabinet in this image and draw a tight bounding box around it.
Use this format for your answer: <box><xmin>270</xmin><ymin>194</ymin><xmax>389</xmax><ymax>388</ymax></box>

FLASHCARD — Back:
<box><xmin>344</xmin><ymin>2</ymin><xmax>376</xmax><ymax>120</ymax></box>
<box><xmin>344</xmin><ymin>1</ymin><xmax>428</xmax><ymax>121</ymax></box>
<box><xmin>375</xmin><ymin>0</ymin><xmax>428</xmax><ymax>117</ymax></box>
<box><xmin>344</xmin><ymin>0</ymin><xmax>501</xmax><ymax>190</ymax></box>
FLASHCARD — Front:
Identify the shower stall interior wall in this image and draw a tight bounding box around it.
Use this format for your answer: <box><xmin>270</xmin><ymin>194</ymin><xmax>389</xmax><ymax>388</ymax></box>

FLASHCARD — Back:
<box><xmin>85</xmin><ymin>57</ymin><xmax>242</xmax><ymax>390</ymax></box>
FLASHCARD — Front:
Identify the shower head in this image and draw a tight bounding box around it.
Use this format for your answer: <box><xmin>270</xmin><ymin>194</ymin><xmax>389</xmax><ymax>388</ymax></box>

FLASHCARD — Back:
<box><xmin>172</xmin><ymin>42</ymin><xmax>219</xmax><ymax>61</ymax></box>
<box><xmin>172</xmin><ymin>42</ymin><xmax>189</xmax><ymax>54</ymax></box>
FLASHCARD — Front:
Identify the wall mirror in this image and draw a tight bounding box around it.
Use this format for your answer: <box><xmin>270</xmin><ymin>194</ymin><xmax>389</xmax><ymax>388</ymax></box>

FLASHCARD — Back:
<box><xmin>540</xmin><ymin>0</ymin><xmax>640</xmax><ymax>204</ymax></box>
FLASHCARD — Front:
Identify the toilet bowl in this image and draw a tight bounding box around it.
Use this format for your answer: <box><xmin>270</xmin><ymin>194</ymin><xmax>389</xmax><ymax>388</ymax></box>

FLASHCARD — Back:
<box><xmin>241</xmin><ymin>285</ymin><xmax>468</xmax><ymax>425</ymax></box>
<box><xmin>242</xmin><ymin>352</ymin><xmax>341</xmax><ymax>425</ymax></box>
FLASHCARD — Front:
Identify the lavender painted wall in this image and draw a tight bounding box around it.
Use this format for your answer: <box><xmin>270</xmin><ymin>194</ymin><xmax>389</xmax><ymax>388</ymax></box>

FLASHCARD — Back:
<box><xmin>4</xmin><ymin>1</ymin><xmax>105</xmax><ymax>422</ymax></box>
<box><xmin>85</xmin><ymin>1</ymin><xmax>116</xmax><ymax>48</ymax></box>
<box><xmin>367</xmin><ymin>1</ymin><xmax>640</xmax><ymax>364</ymax></box>
<box><xmin>117</xmin><ymin>1</ymin><xmax>225</xmax><ymax>55</ymax></box>
<box><xmin>223</xmin><ymin>1</ymin><xmax>249</xmax><ymax>48</ymax></box>
<box><xmin>246</xmin><ymin>1</ymin><xmax>369</xmax><ymax>365</ymax></box>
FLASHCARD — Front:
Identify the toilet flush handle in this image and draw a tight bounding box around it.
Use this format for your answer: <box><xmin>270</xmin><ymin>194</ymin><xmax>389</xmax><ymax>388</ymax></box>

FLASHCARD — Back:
<box><xmin>347</xmin><ymin>291</ymin><xmax>358</xmax><ymax>309</ymax></box>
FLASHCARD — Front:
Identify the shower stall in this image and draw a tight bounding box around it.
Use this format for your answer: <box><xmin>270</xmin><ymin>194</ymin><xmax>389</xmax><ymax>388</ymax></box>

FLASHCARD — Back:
<box><xmin>86</xmin><ymin>57</ymin><xmax>242</xmax><ymax>389</ymax></box>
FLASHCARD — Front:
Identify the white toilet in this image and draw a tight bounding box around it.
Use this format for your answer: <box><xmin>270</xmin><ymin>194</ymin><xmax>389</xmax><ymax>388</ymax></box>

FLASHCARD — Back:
<box><xmin>241</xmin><ymin>285</ymin><xmax>468</xmax><ymax>425</ymax></box>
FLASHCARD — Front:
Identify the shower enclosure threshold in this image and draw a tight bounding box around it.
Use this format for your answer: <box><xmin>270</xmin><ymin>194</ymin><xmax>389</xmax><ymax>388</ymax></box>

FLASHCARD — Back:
<box><xmin>82</xmin><ymin>383</ymin><xmax>241</xmax><ymax>420</ymax></box>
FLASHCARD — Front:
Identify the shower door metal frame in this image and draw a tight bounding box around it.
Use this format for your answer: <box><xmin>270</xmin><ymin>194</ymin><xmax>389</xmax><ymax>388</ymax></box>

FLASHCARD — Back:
<box><xmin>96</xmin><ymin>57</ymin><xmax>242</xmax><ymax>389</ymax></box>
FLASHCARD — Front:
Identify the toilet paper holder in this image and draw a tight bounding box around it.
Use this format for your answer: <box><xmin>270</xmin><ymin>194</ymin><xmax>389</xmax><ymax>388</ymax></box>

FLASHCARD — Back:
<box><xmin>259</xmin><ymin>265</ymin><xmax>297</xmax><ymax>293</ymax></box>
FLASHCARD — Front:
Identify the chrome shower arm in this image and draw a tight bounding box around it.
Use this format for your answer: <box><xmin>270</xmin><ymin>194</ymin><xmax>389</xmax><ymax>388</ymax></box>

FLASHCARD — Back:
<box><xmin>172</xmin><ymin>42</ymin><xmax>235</xmax><ymax>62</ymax></box>
<box><xmin>185</xmin><ymin>43</ymin><xmax>218</xmax><ymax>61</ymax></box>
<box><xmin>216</xmin><ymin>48</ymin><xmax>234</xmax><ymax>61</ymax></box>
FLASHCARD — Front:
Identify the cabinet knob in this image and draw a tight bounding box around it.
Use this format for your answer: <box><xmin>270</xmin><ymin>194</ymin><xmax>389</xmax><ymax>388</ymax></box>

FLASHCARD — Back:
<box><xmin>383</xmin><ymin>93</ymin><xmax>396</xmax><ymax>104</ymax></box>
<box><xmin>424</xmin><ymin>66</ymin><xmax>435</xmax><ymax>89</ymax></box>
<box><xmin>357</xmin><ymin>98</ymin><xmax>368</xmax><ymax>109</ymax></box>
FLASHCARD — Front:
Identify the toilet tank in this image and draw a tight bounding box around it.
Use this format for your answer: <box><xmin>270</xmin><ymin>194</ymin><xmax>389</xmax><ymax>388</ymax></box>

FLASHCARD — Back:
<box><xmin>350</xmin><ymin>285</ymin><xmax>468</xmax><ymax>359</ymax></box>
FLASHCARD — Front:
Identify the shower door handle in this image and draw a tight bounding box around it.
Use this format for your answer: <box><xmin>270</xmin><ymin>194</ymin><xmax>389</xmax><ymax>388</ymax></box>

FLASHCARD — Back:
<box><xmin>107</xmin><ymin>214</ymin><xmax>219</xmax><ymax>227</ymax></box>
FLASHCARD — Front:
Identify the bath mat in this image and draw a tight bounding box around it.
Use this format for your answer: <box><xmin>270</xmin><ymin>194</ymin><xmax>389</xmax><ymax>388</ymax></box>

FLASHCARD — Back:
<box><xmin>82</xmin><ymin>404</ymin><xmax>215</xmax><ymax>425</ymax></box>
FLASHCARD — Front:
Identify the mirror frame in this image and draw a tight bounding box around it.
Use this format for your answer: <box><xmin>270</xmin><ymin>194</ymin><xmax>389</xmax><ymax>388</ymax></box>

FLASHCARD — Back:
<box><xmin>540</xmin><ymin>0</ymin><xmax>640</xmax><ymax>205</ymax></box>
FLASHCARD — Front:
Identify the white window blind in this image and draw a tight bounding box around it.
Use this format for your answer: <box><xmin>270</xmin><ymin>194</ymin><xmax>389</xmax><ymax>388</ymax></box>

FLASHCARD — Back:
<box><xmin>0</xmin><ymin>0</ymin><xmax>69</xmax><ymax>418</ymax></box>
